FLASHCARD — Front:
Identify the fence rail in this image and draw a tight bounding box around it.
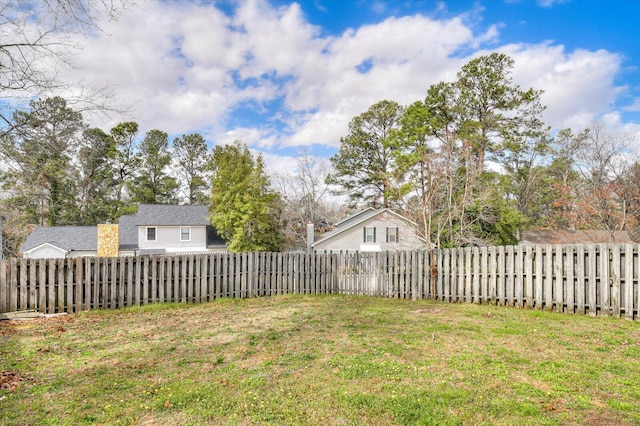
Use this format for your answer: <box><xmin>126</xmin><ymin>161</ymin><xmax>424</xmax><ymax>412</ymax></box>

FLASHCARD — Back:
<box><xmin>1</xmin><ymin>244</ymin><xmax>639</xmax><ymax>320</ymax></box>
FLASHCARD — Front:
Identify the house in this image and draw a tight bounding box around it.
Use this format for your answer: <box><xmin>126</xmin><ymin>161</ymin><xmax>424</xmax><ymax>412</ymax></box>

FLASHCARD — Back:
<box><xmin>310</xmin><ymin>207</ymin><xmax>426</xmax><ymax>253</ymax></box>
<box><xmin>117</xmin><ymin>204</ymin><xmax>226</xmax><ymax>256</ymax></box>
<box><xmin>520</xmin><ymin>229</ymin><xmax>634</xmax><ymax>245</ymax></box>
<box><xmin>19</xmin><ymin>226</ymin><xmax>98</xmax><ymax>259</ymax></box>
<box><xmin>20</xmin><ymin>204</ymin><xmax>226</xmax><ymax>259</ymax></box>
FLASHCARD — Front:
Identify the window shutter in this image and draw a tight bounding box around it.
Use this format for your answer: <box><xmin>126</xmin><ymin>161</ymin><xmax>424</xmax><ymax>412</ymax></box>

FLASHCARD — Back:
<box><xmin>386</xmin><ymin>227</ymin><xmax>389</xmax><ymax>243</ymax></box>
<box><xmin>396</xmin><ymin>227</ymin><xmax>399</xmax><ymax>242</ymax></box>
<box><xmin>373</xmin><ymin>227</ymin><xmax>376</xmax><ymax>243</ymax></box>
<box><xmin>363</xmin><ymin>227</ymin><xmax>366</xmax><ymax>243</ymax></box>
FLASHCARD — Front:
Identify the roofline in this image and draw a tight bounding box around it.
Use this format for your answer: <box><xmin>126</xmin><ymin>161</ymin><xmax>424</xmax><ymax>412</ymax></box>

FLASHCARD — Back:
<box><xmin>333</xmin><ymin>207</ymin><xmax>376</xmax><ymax>227</ymax></box>
<box><xmin>22</xmin><ymin>242</ymin><xmax>69</xmax><ymax>254</ymax></box>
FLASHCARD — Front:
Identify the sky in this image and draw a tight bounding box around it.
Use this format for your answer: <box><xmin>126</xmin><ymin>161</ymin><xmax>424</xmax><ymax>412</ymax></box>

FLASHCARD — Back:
<box><xmin>51</xmin><ymin>0</ymin><xmax>640</xmax><ymax>173</ymax></box>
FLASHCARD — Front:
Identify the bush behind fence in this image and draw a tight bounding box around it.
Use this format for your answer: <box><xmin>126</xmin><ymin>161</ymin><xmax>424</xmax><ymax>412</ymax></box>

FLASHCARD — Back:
<box><xmin>1</xmin><ymin>244</ymin><xmax>639</xmax><ymax>320</ymax></box>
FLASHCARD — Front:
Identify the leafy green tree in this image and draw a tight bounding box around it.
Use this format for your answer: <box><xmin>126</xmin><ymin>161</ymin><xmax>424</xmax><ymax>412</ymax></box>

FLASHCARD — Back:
<box><xmin>131</xmin><ymin>129</ymin><xmax>178</xmax><ymax>204</ymax></box>
<box><xmin>328</xmin><ymin>100</ymin><xmax>408</xmax><ymax>208</ymax></box>
<box><xmin>209</xmin><ymin>141</ymin><xmax>282</xmax><ymax>252</ymax></box>
<box><xmin>173</xmin><ymin>133</ymin><xmax>210</xmax><ymax>204</ymax></box>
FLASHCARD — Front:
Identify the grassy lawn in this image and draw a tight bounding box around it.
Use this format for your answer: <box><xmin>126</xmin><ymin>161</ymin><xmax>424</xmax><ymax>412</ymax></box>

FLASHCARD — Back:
<box><xmin>1</xmin><ymin>295</ymin><xmax>640</xmax><ymax>425</ymax></box>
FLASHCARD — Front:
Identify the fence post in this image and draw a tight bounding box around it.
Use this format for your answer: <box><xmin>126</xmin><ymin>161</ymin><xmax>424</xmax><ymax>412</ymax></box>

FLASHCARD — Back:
<box><xmin>576</xmin><ymin>245</ymin><xmax>585</xmax><ymax>315</ymax></box>
<box><xmin>624</xmin><ymin>244</ymin><xmax>634</xmax><ymax>320</ymax></box>
<box><xmin>19</xmin><ymin>258</ymin><xmax>28</xmax><ymax>312</ymax></box>
<box><xmin>0</xmin><ymin>259</ymin><xmax>7</xmax><ymax>313</ymax></box>
<box><xmin>480</xmin><ymin>247</ymin><xmax>488</xmax><ymax>304</ymax></box>
<box><xmin>524</xmin><ymin>245</ymin><xmax>533</xmax><ymax>309</ymax></box>
<box><xmin>587</xmin><ymin>245</ymin><xmax>597</xmax><ymax>316</ymax></box>
<box><xmin>534</xmin><ymin>246</ymin><xmax>543</xmax><ymax>310</ymax></box>
<box><xmin>611</xmin><ymin>245</ymin><xmax>621</xmax><ymax>317</ymax></box>
<box><xmin>566</xmin><ymin>245</ymin><xmax>575</xmax><ymax>314</ymax></box>
<box><xmin>472</xmin><ymin>247</ymin><xmax>480</xmax><ymax>304</ymax></box>
<box><xmin>506</xmin><ymin>246</ymin><xmax>514</xmax><ymax>306</ymax></box>
<box><xmin>514</xmin><ymin>245</ymin><xmax>523</xmax><ymax>307</ymax></box>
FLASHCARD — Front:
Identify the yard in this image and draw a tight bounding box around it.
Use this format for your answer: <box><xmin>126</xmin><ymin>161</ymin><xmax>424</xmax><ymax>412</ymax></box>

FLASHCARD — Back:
<box><xmin>1</xmin><ymin>295</ymin><xmax>639</xmax><ymax>425</ymax></box>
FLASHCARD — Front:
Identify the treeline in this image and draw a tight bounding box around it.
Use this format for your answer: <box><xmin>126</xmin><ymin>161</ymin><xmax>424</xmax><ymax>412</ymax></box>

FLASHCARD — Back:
<box><xmin>328</xmin><ymin>53</ymin><xmax>640</xmax><ymax>248</ymax></box>
<box><xmin>0</xmin><ymin>97</ymin><xmax>303</xmax><ymax>256</ymax></box>
<box><xmin>2</xmin><ymin>53</ymin><xmax>638</xmax><ymax>256</ymax></box>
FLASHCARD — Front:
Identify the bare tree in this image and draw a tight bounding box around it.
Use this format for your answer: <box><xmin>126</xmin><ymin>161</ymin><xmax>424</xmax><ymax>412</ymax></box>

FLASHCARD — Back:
<box><xmin>274</xmin><ymin>151</ymin><xmax>343</xmax><ymax>251</ymax></box>
<box><xmin>573</xmin><ymin>122</ymin><xmax>634</xmax><ymax>235</ymax></box>
<box><xmin>0</xmin><ymin>0</ymin><xmax>133</xmax><ymax>138</ymax></box>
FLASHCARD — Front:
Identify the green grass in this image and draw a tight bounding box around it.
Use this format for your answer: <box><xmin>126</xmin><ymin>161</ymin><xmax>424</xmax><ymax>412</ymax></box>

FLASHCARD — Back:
<box><xmin>1</xmin><ymin>295</ymin><xmax>640</xmax><ymax>425</ymax></box>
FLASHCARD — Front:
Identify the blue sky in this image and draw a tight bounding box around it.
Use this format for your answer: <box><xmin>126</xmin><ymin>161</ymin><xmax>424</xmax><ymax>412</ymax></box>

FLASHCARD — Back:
<box><xmin>41</xmin><ymin>0</ymin><xmax>640</xmax><ymax>173</ymax></box>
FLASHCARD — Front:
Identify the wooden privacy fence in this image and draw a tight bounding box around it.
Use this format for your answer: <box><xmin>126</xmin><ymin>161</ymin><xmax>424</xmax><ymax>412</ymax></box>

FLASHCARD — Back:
<box><xmin>0</xmin><ymin>245</ymin><xmax>639</xmax><ymax>320</ymax></box>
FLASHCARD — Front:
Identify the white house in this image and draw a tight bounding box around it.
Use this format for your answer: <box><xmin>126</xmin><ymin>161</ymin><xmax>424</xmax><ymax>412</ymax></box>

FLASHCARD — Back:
<box><xmin>19</xmin><ymin>204</ymin><xmax>226</xmax><ymax>259</ymax></box>
<box><xmin>310</xmin><ymin>208</ymin><xmax>426</xmax><ymax>253</ymax></box>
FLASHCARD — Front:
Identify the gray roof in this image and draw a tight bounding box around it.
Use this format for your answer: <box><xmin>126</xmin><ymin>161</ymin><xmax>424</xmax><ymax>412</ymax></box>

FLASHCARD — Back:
<box><xmin>131</xmin><ymin>204</ymin><xmax>211</xmax><ymax>226</ymax></box>
<box><xmin>333</xmin><ymin>207</ymin><xmax>376</xmax><ymax>228</ymax></box>
<box><xmin>20</xmin><ymin>226</ymin><xmax>98</xmax><ymax>252</ymax></box>
<box><xmin>117</xmin><ymin>214</ymin><xmax>138</xmax><ymax>250</ymax></box>
<box><xmin>521</xmin><ymin>230</ymin><xmax>634</xmax><ymax>245</ymax></box>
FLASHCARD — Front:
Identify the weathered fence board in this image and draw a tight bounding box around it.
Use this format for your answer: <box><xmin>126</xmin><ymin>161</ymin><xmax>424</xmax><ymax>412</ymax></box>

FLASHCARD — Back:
<box><xmin>1</xmin><ymin>245</ymin><xmax>639</xmax><ymax>321</ymax></box>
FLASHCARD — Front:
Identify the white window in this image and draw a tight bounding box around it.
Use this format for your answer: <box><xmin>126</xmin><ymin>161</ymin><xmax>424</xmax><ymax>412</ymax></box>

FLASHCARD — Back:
<box><xmin>146</xmin><ymin>227</ymin><xmax>156</xmax><ymax>241</ymax></box>
<box><xmin>180</xmin><ymin>226</ymin><xmax>191</xmax><ymax>241</ymax></box>
<box><xmin>363</xmin><ymin>226</ymin><xmax>376</xmax><ymax>243</ymax></box>
<box><xmin>387</xmin><ymin>227</ymin><xmax>399</xmax><ymax>243</ymax></box>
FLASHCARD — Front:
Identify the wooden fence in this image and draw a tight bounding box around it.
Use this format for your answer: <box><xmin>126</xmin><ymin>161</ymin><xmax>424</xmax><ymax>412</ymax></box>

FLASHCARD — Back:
<box><xmin>0</xmin><ymin>245</ymin><xmax>639</xmax><ymax>320</ymax></box>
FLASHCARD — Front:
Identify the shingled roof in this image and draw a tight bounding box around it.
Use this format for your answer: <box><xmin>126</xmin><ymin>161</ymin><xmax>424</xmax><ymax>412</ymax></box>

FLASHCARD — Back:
<box><xmin>131</xmin><ymin>204</ymin><xmax>211</xmax><ymax>226</ymax></box>
<box><xmin>521</xmin><ymin>229</ymin><xmax>634</xmax><ymax>245</ymax></box>
<box><xmin>19</xmin><ymin>226</ymin><xmax>98</xmax><ymax>252</ymax></box>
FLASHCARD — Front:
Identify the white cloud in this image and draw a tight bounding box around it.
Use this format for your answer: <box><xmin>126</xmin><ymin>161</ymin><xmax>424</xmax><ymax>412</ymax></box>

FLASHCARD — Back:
<box><xmin>537</xmin><ymin>0</ymin><xmax>571</xmax><ymax>8</ymax></box>
<box><xmin>42</xmin><ymin>0</ymin><xmax>633</xmax><ymax>169</ymax></box>
<box><xmin>500</xmin><ymin>43</ymin><xmax>624</xmax><ymax>130</ymax></box>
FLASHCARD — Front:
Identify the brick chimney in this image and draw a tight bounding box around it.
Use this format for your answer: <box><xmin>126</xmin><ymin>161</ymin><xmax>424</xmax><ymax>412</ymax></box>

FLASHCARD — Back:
<box><xmin>306</xmin><ymin>222</ymin><xmax>314</xmax><ymax>254</ymax></box>
<box><xmin>97</xmin><ymin>224</ymin><xmax>119</xmax><ymax>257</ymax></box>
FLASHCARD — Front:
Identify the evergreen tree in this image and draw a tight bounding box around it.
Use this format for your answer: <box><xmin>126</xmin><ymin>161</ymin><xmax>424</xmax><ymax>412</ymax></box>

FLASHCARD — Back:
<box><xmin>173</xmin><ymin>133</ymin><xmax>209</xmax><ymax>205</ymax></box>
<box><xmin>0</xmin><ymin>96</ymin><xmax>84</xmax><ymax>226</ymax></box>
<box><xmin>109</xmin><ymin>121</ymin><xmax>140</xmax><ymax>216</ymax></box>
<box><xmin>131</xmin><ymin>129</ymin><xmax>178</xmax><ymax>204</ymax></box>
<box><xmin>77</xmin><ymin>127</ymin><xmax>117</xmax><ymax>224</ymax></box>
<box><xmin>328</xmin><ymin>100</ymin><xmax>408</xmax><ymax>208</ymax></box>
<box><xmin>209</xmin><ymin>141</ymin><xmax>282</xmax><ymax>252</ymax></box>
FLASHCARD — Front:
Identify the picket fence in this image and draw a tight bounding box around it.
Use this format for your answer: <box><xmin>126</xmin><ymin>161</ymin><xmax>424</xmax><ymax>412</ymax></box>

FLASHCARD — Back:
<box><xmin>1</xmin><ymin>244</ymin><xmax>639</xmax><ymax>320</ymax></box>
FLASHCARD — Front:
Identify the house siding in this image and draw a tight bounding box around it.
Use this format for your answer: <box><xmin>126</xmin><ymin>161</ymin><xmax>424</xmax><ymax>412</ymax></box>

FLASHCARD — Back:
<box><xmin>313</xmin><ymin>211</ymin><xmax>425</xmax><ymax>253</ymax></box>
<box><xmin>25</xmin><ymin>245</ymin><xmax>66</xmax><ymax>259</ymax></box>
<box><xmin>138</xmin><ymin>225</ymin><xmax>208</xmax><ymax>252</ymax></box>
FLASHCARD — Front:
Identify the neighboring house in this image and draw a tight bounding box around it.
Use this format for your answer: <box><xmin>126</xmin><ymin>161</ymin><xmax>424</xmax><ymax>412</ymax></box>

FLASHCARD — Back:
<box><xmin>20</xmin><ymin>204</ymin><xmax>226</xmax><ymax>259</ymax></box>
<box><xmin>118</xmin><ymin>204</ymin><xmax>226</xmax><ymax>256</ymax></box>
<box><xmin>520</xmin><ymin>229</ymin><xmax>634</xmax><ymax>245</ymax></box>
<box><xmin>310</xmin><ymin>207</ymin><xmax>426</xmax><ymax>253</ymax></box>
<box><xmin>20</xmin><ymin>226</ymin><xmax>98</xmax><ymax>259</ymax></box>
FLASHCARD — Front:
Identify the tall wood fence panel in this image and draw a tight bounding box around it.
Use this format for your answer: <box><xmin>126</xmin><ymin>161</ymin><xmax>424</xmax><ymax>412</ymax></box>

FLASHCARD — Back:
<box><xmin>434</xmin><ymin>243</ymin><xmax>638</xmax><ymax>318</ymax></box>
<box><xmin>0</xmin><ymin>245</ymin><xmax>638</xmax><ymax>320</ymax></box>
